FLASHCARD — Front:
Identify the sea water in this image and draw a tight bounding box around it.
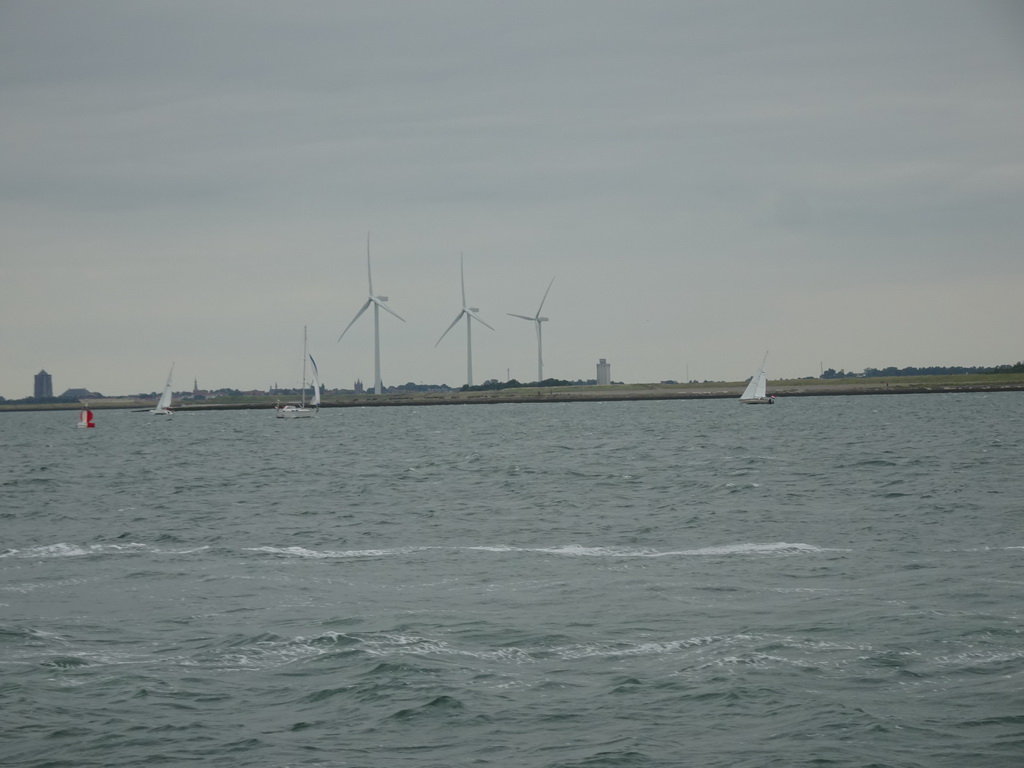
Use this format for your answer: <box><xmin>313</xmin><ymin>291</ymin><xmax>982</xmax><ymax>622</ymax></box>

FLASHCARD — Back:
<box><xmin>1</xmin><ymin>393</ymin><xmax>1022</xmax><ymax>767</ymax></box>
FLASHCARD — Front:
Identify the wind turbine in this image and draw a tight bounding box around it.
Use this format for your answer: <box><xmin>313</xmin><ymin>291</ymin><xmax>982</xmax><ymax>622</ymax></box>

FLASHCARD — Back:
<box><xmin>508</xmin><ymin>277</ymin><xmax>554</xmax><ymax>383</ymax></box>
<box><xmin>436</xmin><ymin>254</ymin><xmax>494</xmax><ymax>387</ymax></box>
<box><xmin>337</xmin><ymin>234</ymin><xmax>406</xmax><ymax>395</ymax></box>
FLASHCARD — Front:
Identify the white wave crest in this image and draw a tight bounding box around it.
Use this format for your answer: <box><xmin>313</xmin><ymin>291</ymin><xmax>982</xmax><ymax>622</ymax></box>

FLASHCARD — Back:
<box><xmin>244</xmin><ymin>545</ymin><xmax>425</xmax><ymax>559</ymax></box>
<box><xmin>0</xmin><ymin>543</ymin><xmax>210</xmax><ymax>559</ymax></box>
<box><xmin>464</xmin><ymin>542</ymin><xmax>837</xmax><ymax>558</ymax></box>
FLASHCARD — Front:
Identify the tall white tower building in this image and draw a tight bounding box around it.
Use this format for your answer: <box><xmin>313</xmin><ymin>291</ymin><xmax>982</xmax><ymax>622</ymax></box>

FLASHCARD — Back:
<box><xmin>596</xmin><ymin>358</ymin><xmax>611</xmax><ymax>386</ymax></box>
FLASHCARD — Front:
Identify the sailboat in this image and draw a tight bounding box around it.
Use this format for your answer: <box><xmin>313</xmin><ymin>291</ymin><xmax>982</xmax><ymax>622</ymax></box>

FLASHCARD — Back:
<box><xmin>150</xmin><ymin>364</ymin><xmax>175</xmax><ymax>415</ymax></box>
<box><xmin>740</xmin><ymin>352</ymin><xmax>774</xmax><ymax>404</ymax></box>
<box><xmin>77</xmin><ymin>403</ymin><xmax>95</xmax><ymax>428</ymax></box>
<box><xmin>276</xmin><ymin>328</ymin><xmax>320</xmax><ymax>419</ymax></box>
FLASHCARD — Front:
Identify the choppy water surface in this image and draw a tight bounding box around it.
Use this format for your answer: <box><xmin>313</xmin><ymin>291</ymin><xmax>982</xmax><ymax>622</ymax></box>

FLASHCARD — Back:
<box><xmin>2</xmin><ymin>394</ymin><xmax>1022</xmax><ymax>767</ymax></box>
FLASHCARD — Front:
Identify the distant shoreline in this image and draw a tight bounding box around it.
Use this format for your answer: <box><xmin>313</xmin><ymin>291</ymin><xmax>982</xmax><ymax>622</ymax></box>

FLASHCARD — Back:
<box><xmin>3</xmin><ymin>377</ymin><xmax>1023</xmax><ymax>412</ymax></box>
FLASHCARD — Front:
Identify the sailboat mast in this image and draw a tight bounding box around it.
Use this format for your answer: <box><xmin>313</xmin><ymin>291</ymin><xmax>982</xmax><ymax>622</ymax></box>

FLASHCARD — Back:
<box><xmin>301</xmin><ymin>326</ymin><xmax>308</xmax><ymax>407</ymax></box>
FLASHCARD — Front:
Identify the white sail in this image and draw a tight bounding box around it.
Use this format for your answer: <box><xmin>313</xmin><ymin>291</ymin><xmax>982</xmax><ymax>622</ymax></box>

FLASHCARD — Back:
<box><xmin>739</xmin><ymin>352</ymin><xmax>773</xmax><ymax>404</ymax></box>
<box><xmin>151</xmin><ymin>363</ymin><xmax>174</xmax><ymax>414</ymax></box>
<box><xmin>308</xmin><ymin>354</ymin><xmax>321</xmax><ymax>407</ymax></box>
<box><xmin>740</xmin><ymin>369</ymin><xmax>767</xmax><ymax>400</ymax></box>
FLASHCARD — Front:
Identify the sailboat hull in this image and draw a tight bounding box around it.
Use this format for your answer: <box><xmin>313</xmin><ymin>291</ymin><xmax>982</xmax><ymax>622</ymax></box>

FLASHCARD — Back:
<box><xmin>740</xmin><ymin>397</ymin><xmax>774</xmax><ymax>405</ymax></box>
<box><xmin>275</xmin><ymin>406</ymin><xmax>317</xmax><ymax>419</ymax></box>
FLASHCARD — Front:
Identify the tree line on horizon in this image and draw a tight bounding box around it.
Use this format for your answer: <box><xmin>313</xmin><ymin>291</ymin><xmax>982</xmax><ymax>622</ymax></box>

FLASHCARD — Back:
<box><xmin>820</xmin><ymin>362</ymin><xmax>1024</xmax><ymax>379</ymax></box>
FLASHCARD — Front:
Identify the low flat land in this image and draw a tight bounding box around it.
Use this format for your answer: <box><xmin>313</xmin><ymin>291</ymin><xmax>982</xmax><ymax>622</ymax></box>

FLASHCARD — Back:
<box><xmin>5</xmin><ymin>374</ymin><xmax>1023</xmax><ymax>412</ymax></box>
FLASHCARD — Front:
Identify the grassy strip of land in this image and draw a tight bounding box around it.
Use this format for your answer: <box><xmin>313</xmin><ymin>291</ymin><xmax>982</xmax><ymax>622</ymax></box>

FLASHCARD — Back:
<box><xmin>3</xmin><ymin>373</ymin><xmax>1024</xmax><ymax>412</ymax></box>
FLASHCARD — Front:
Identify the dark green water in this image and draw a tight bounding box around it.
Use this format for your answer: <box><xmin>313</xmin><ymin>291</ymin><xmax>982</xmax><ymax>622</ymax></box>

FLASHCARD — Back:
<box><xmin>2</xmin><ymin>394</ymin><xmax>1022</xmax><ymax>766</ymax></box>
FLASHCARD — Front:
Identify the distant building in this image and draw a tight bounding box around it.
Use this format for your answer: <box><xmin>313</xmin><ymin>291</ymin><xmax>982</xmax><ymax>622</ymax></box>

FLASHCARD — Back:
<box><xmin>61</xmin><ymin>388</ymin><xmax>102</xmax><ymax>401</ymax></box>
<box><xmin>190</xmin><ymin>378</ymin><xmax>210</xmax><ymax>400</ymax></box>
<box><xmin>596</xmin><ymin>359</ymin><xmax>611</xmax><ymax>386</ymax></box>
<box><xmin>34</xmin><ymin>370</ymin><xmax>53</xmax><ymax>398</ymax></box>
<box><xmin>354</xmin><ymin>379</ymin><xmax>364</xmax><ymax>393</ymax></box>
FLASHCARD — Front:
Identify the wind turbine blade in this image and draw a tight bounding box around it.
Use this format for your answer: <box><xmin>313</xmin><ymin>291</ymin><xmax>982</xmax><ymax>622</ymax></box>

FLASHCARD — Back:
<box><xmin>366</xmin><ymin>233</ymin><xmax>374</xmax><ymax>295</ymax></box>
<box><xmin>535</xmin><ymin>277</ymin><xmax>555</xmax><ymax>316</ymax></box>
<box><xmin>467</xmin><ymin>310</ymin><xmax>495</xmax><ymax>331</ymax></box>
<box><xmin>435</xmin><ymin>311</ymin><xmax>465</xmax><ymax>346</ymax></box>
<box><xmin>460</xmin><ymin>254</ymin><xmax>467</xmax><ymax>307</ymax></box>
<box><xmin>507</xmin><ymin>313</ymin><xmax>534</xmax><ymax>321</ymax></box>
<box><xmin>338</xmin><ymin>299</ymin><xmax>372</xmax><ymax>341</ymax></box>
<box><xmin>372</xmin><ymin>297</ymin><xmax>406</xmax><ymax>322</ymax></box>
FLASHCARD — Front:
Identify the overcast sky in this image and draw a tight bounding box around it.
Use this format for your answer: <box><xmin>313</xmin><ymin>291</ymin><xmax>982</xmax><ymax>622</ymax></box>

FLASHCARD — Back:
<box><xmin>2</xmin><ymin>1</ymin><xmax>1023</xmax><ymax>398</ymax></box>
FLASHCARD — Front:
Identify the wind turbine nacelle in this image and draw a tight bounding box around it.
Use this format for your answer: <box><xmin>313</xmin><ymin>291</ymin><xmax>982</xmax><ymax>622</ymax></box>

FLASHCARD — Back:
<box><xmin>470</xmin><ymin>307</ymin><xmax>480</xmax><ymax>313</ymax></box>
<box><xmin>378</xmin><ymin>296</ymin><xmax>389</xmax><ymax>302</ymax></box>
<box><xmin>538</xmin><ymin>317</ymin><xmax>549</xmax><ymax>322</ymax></box>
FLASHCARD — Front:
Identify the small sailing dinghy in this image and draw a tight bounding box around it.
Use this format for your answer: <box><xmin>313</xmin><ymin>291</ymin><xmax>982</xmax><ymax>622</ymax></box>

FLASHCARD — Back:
<box><xmin>740</xmin><ymin>352</ymin><xmax>774</xmax><ymax>404</ymax></box>
<box><xmin>150</xmin><ymin>364</ymin><xmax>175</xmax><ymax>415</ymax></box>
<box><xmin>276</xmin><ymin>328</ymin><xmax>320</xmax><ymax>419</ymax></box>
<box><xmin>77</xmin><ymin>404</ymin><xmax>95</xmax><ymax>428</ymax></box>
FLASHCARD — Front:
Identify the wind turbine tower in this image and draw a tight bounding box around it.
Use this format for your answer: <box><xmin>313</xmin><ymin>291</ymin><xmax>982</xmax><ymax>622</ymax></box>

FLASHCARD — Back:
<box><xmin>337</xmin><ymin>234</ymin><xmax>406</xmax><ymax>394</ymax></box>
<box><xmin>508</xmin><ymin>277</ymin><xmax>554</xmax><ymax>383</ymax></box>
<box><xmin>436</xmin><ymin>254</ymin><xmax>494</xmax><ymax>387</ymax></box>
